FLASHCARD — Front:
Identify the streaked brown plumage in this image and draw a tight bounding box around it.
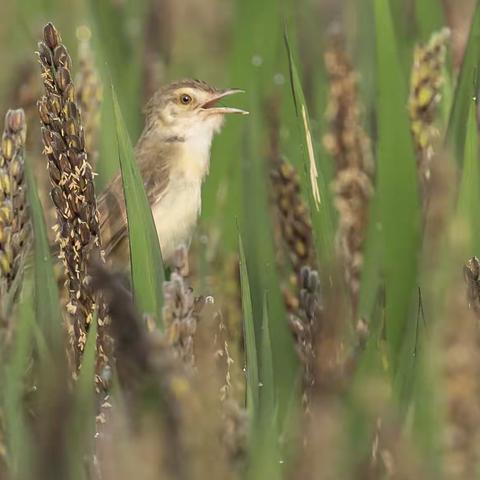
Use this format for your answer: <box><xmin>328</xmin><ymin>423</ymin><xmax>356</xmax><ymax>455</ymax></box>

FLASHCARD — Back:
<box><xmin>97</xmin><ymin>80</ymin><xmax>248</xmax><ymax>265</ymax></box>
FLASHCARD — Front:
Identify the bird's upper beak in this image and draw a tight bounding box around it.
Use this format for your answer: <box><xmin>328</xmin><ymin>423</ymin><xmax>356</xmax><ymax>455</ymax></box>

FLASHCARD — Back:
<box><xmin>200</xmin><ymin>89</ymin><xmax>249</xmax><ymax>115</ymax></box>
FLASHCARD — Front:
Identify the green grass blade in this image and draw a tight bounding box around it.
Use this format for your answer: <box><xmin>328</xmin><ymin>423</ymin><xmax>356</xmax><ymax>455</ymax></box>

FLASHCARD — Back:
<box><xmin>87</xmin><ymin>0</ymin><xmax>143</xmax><ymax>138</ymax></box>
<box><xmin>446</xmin><ymin>0</ymin><xmax>480</xmax><ymax>164</ymax></box>
<box><xmin>415</xmin><ymin>0</ymin><xmax>446</xmax><ymax>41</ymax></box>
<box><xmin>239</xmin><ymin>234</ymin><xmax>259</xmax><ymax>416</ymax></box>
<box><xmin>260</xmin><ymin>293</ymin><xmax>274</xmax><ymax>419</ymax></box>
<box><xmin>25</xmin><ymin>159</ymin><xmax>63</xmax><ymax>352</ymax></box>
<box><xmin>3</xmin><ymin>279</ymin><xmax>34</xmax><ymax>478</ymax></box>
<box><xmin>284</xmin><ymin>31</ymin><xmax>336</xmax><ymax>266</ymax></box>
<box><xmin>111</xmin><ymin>84</ymin><xmax>165</xmax><ymax>325</ymax></box>
<box><xmin>457</xmin><ymin>97</ymin><xmax>480</xmax><ymax>251</ymax></box>
<box><xmin>374</xmin><ymin>0</ymin><xmax>421</xmax><ymax>371</ymax></box>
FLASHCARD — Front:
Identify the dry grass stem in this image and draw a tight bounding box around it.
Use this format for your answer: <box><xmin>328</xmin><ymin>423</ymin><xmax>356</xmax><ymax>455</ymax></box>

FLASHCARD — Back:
<box><xmin>323</xmin><ymin>36</ymin><xmax>375</xmax><ymax>313</ymax></box>
<box><xmin>440</xmin><ymin>260</ymin><xmax>480</xmax><ymax>478</ymax></box>
<box><xmin>76</xmin><ymin>26</ymin><xmax>102</xmax><ymax>167</ymax></box>
<box><xmin>92</xmin><ymin>262</ymin><xmax>192</xmax><ymax>480</ymax></box>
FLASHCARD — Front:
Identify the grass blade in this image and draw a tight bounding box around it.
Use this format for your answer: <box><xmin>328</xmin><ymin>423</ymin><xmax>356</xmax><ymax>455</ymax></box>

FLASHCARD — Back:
<box><xmin>111</xmin><ymin>84</ymin><xmax>165</xmax><ymax>325</ymax></box>
<box><xmin>3</xmin><ymin>279</ymin><xmax>34</xmax><ymax>478</ymax></box>
<box><xmin>374</xmin><ymin>0</ymin><xmax>421</xmax><ymax>370</ymax></box>
<box><xmin>87</xmin><ymin>0</ymin><xmax>144</xmax><ymax>138</ymax></box>
<box><xmin>446</xmin><ymin>0</ymin><xmax>480</xmax><ymax>164</ymax></box>
<box><xmin>25</xmin><ymin>159</ymin><xmax>63</xmax><ymax>352</ymax></box>
<box><xmin>415</xmin><ymin>0</ymin><xmax>446</xmax><ymax>41</ymax></box>
<box><xmin>239</xmin><ymin>234</ymin><xmax>259</xmax><ymax>416</ymax></box>
<box><xmin>260</xmin><ymin>293</ymin><xmax>274</xmax><ymax>419</ymax></box>
<box><xmin>284</xmin><ymin>31</ymin><xmax>336</xmax><ymax>267</ymax></box>
<box><xmin>456</xmin><ymin>96</ymin><xmax>480</xmax><ymax>251</ymax></box>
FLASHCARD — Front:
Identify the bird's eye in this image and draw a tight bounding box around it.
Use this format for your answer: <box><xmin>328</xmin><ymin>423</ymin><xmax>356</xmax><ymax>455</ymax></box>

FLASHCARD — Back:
<box><xmin>180</xmin><ymin>94</ymin><xmax>192</xmax><ymax>105</ymax></box>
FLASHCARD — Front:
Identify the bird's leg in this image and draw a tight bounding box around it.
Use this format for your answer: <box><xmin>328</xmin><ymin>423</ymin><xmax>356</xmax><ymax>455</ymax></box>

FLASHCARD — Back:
<box><xmin>172</xmin><ymin>244</ymin><xmax>190</xmax><ymax>277</ymax></box>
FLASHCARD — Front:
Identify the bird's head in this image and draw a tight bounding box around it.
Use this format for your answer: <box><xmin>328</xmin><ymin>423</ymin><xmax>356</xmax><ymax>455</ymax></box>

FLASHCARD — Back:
<box><xmin>145</xmin><ymin>79</ymin><xmax>249</xmax><ymax>140</ymax></box>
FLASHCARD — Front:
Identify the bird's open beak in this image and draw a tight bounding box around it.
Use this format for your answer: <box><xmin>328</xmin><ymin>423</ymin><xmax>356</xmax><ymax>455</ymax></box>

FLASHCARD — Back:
<box><xmin>200</xmin><ymin>89</ymin><xmax>249</xmax><ymax>115</ymax></box>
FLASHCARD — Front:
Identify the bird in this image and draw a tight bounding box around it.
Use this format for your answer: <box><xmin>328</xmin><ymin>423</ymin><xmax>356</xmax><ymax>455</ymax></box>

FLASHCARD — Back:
<box><xmin>96</xmin><ymin>79</ymin><xmax>248</xmax><ymax>268</ymax></box>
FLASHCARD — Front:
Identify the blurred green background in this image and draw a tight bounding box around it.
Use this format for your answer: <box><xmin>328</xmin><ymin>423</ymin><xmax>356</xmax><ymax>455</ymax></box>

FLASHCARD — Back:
<box><xmin>1</xmin><ymin>0</ymin><xmax>480</xmax><ymax>478</ymax></box>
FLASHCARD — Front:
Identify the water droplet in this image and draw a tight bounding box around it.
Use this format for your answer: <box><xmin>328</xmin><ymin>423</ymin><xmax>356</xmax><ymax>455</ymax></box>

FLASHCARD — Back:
<box><xmin>251</xmin><ymin>54</ymin><xmax>263</xmax><ymax>67</ymax></box>
<box><xmin>273</xmin><ymin>73</ymin><xmax>285</xmax><ymax>85</ymax></box>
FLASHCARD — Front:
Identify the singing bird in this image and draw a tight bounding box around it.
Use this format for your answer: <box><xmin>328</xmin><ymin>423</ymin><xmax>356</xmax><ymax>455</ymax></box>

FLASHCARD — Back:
<box><xmin>97</xmin><ymin>80</ymin><xmax>248</xmax><ymax>266</ymax></box>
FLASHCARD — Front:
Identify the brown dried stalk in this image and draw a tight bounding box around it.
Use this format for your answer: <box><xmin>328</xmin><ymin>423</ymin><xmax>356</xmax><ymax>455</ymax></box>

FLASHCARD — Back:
<box><xmin>409</xmin><ymin>28</ymin><xmax>450</xmax><ymax>195</ymax></box>
<box><xmin>91</xmin><ymin>261</ymin><xmax>189</xmax><ymax>480</ymax></box>
<box><xmin>0</xmin><ymin>109</ymin><xmax>31</xmax><ymax>310</ymax></box>
<box><xmin>439</xmin><ymin>257</ymin><xmax>480</xmax><ymax>478</ymax></box>
<box><xmin>36</xmin><ymin>22</ymin><xmax>110</xmax><ymax>370</ymax></box>
<box><xmin>323</xmin><ymin>36</ymin><xmax>374</xmax><ymax>313</ymax></box>
<box><xmin>76</xmin><ymin>26</ymin><xmax>102</xmax><ymax>167</ymax></box>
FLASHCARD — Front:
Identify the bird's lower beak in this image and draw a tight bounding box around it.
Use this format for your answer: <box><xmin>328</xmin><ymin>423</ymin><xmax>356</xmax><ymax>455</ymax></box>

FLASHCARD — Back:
<box><xmin>200</xmin><ymin>89</ymin><xmax>249</xmax><ymax>115</ymax></box>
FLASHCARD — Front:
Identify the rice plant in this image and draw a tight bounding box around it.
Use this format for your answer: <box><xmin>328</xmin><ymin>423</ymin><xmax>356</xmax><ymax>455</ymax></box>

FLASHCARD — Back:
<box><xmin>0</xmin><ymin>1</ymin><xmax>480</xmax><ymax>479</ymax></box>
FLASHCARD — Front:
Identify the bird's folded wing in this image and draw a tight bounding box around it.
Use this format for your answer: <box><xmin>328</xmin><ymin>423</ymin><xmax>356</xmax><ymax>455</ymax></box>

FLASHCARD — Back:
<box><xmin>97</xmin><ymin>145</ymin><xmax>171</xmax><ymax>256</ymax></box>
<box><xmin>97</xmin><ymin>174</ymin><xmax>128</xmax><ymax>256</ymax></box>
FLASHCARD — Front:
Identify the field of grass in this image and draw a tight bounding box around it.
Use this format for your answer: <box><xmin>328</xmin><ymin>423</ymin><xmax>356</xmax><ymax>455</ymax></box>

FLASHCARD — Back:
<box><xmin>1</xmin><ymin>0</ymin><xmax>480</xmax><ymax>478</ymax></box>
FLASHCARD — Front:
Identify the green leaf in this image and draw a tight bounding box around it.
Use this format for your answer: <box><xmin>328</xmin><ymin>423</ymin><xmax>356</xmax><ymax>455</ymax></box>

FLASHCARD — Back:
<box><xmin>456</xmin><ymin>97</ymin><xmax>480</xmax><ymax>252</ymax></box>
<box><xmin>87</xmin><ymin>0</ymin><xmax>144</xmax><ymax>138</ymax></box>
<box><xmin>239</xmin><ymin>234</ymin><xmax>259</xmax><ymax>416</ymax></box>
<box><xmin>260</xmin><ymin>293</ymin><xmax>274</xmax><ymax>419</ymax></box>
<box><xmin>284</xmin><ymin>30</ymin><xmax>336</xmax><ymax>267</ymax></box>
<box><xmin>25</xmin><ymin>159</ymin><xmax>63</xmax><ymax>353</ymax></box>
<box><xmin>415</xmin><ymin>0</ymin><xmax>446</xmax><ymax>41</ymax></box>
<box><xmin>111</xmin><ymin>84</ymin><xmax>165</xmax><ymax>326</ymax></box>
<box><xmin>374</xmin><ymin>0</ymin><xmax>421</xmax><ymax>371</ymax></box>
<box><xmin>3</xmin><ymin>279</ymin><xmax>34</xmax><ymax>478</ymax></box>
<box><xmin>446</xmin><ymin>0</ymin><xmax>480</xmax><ymax>164</ymax></box>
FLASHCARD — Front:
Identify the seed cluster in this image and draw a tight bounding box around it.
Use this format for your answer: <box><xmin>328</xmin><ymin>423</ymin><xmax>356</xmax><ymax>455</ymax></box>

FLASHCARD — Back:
<box><xmin>271</xmin><ymin>159</ymin><xmax>316</xmax><ymax>315</ymax></box>
<box><xmin>409</xmin><ymin>28</ymin><xmax>450</xmax><ymax>189</ymax></box>
<box><xmin>289</xmin><ymin>266</ymin><xmax>323</xmax><ymax>399</ymax></box>
<box><xmin>271</xmin><ymin>161</ymin><xmax>316</xmax><ymax>276</ymax></box>
<box><xmin>36</xmin><ymin>23</ymin><xmax>109</xmax><ymax>369</ymax></box>
<box><xmin>163</xmin><ymin>272</ymin><xmax>203</xmax><ymax>367</ymax></box>
<box><xmin>76</xmin><ymin>32</ymin><xmax>102</xmax><ymax>167</ymax></box>
<box><xmin>323</xmin><ymin>39</ymin><xmax>374</xmax><ymax>313</ymax></box>
<box><xmin>0</xmin><ymin>109</ymin><xmax>31</xmax><ymax>304</ymax></box>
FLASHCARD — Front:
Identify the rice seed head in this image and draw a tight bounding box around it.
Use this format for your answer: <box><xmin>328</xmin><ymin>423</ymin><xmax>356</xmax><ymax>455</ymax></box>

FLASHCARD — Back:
<box><xmin>409</xmin><ymin>28</ymin><xmax>450</xmax><ymax>187</ymax></box>
<box><xmin>271</xmin><ymin>160</ymin><xmax>316</xmax><ymax>276</ymax></box>
<box><xmin>36</xmin><ymin>22</ymin><xmax>110</xmax><ymax>370</ymax></box>
<box><xmin>0</xmin><ymin>108</ymin><xmax>31</xmax><ymax>304</ymax></box>
<box><xmin>289</xmin><ymin>265</ymin><xmax>323</xmax><ymax>402</ymax></box>
<box><xmin>162</xmin><ymin>271</ymin><xmax>203</xmax><ymax>368</ymax></box>
<box><xmin>76</xmin><ymin>27</ymin><xmax>102</xmax><ymax>166</ymax></box>
<box><xmin>323</xmin><ymin>36</ymin><xmax>374</xmax><ymax>313</ymax></box>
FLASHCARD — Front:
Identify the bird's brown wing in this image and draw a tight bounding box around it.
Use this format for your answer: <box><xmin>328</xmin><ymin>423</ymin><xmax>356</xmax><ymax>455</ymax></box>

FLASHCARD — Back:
<box><xmin>97</xmin><ymin>136</ymin><xmax>173</xmax><ymax>256</ymax></box>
